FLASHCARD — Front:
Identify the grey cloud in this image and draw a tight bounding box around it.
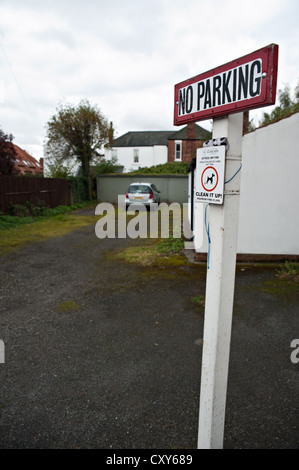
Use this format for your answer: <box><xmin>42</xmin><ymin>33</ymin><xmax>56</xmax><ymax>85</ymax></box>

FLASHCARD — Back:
<box><xmin>32</xmin><ymin>28</ymin><xmax>76</xmax><ymax>50</ymax></box>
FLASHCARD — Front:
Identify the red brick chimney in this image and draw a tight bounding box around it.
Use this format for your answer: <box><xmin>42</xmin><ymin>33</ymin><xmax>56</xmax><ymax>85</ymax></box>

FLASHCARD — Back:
<box><xmin>187</xmin><ymin>122</ymin><xmax>196</xmax><ymax>140</ymax></box>
<box><xmin>39</xmin><ymin>158</ymin><xmax>44</xmax><ymax>174</ymax></box>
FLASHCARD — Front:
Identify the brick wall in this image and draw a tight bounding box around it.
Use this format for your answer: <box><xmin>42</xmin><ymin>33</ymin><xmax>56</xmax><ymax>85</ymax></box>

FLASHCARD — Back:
<box><xmin>168</xmin><ymin>138</ymin><xmax>204</xmax><ymax>163</ymax></box>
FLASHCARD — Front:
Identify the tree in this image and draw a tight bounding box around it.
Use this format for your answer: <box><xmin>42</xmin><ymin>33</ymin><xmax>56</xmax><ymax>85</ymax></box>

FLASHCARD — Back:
<box><xmin>45</xmin><ymin>99</ymin><xmax>114</xmax><ymax>199</ymax></box>
<box><xmin>44</xmin><ymin>154</ymin><xmax>76</xmax><ymax>178</ymax></box>
<box><xmin>0</xmin><ymin>128</ymin><xmax>17</xmax><ymax>176</ymax></box>
<box><xmin>91</xmin><ymin>156</ymin><xmax>120</xmax><ymax>175</ymax></box>
<box><xmin>259</xmin><ymin>82</ymin><xmax>299</xmax><ymax>127</ymax></box>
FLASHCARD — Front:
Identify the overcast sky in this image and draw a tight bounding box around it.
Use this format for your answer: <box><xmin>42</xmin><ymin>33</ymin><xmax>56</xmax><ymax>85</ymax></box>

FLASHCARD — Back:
<box><xmin>0</xmin><ymin>0</ymin><xmax>298</xmax><ymax>160</ymax></box>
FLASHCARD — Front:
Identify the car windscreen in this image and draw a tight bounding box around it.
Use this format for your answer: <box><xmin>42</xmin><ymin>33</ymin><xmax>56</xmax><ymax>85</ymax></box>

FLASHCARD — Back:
<box><xmin>128</xmin><ymin>185</ymin><xmax>151</xmax><ymax>194</ymax></box>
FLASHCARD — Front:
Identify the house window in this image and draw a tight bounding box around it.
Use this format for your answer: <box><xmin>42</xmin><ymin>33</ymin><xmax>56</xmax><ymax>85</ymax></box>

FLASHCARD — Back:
<box><xmin>133</xmin><ymin>149</ymin><xmax>139</xmax><ymax>163</ymax></box>
<box><xmin>175</xmin><ymin>141</ymin><xmax>182</xmax><ymax>160</ymax></box>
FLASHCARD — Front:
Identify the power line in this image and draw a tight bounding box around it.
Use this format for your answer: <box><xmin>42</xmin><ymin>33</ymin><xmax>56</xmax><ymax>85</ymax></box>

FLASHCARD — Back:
<box><xmin>0</xmin><ymin>40</ymin><xmax>32</xmax><ymax>113</ymax></box>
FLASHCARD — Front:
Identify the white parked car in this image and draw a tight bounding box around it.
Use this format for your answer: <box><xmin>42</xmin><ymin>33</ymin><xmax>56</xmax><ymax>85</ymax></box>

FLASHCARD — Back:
<box><xmin>125</xmin><ymin>182</ymin><xmax>161</xmax><ymax>210</ymax></box>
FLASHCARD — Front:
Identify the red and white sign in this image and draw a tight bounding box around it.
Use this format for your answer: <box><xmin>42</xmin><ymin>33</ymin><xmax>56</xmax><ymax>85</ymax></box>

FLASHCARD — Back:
<box><xmin>201</xmin><ymin>166</ymin><xmax>219</xmax><ymax>192</ymax></box>
<box><xmin>174</xmin><ymin>44</ymin><xmax>278</xmax><ymax>125</ymax></box>
<box><xmin>195</xmin><ymin>146</ymin><xmax>225</xmax><ymax>204</ymax></box>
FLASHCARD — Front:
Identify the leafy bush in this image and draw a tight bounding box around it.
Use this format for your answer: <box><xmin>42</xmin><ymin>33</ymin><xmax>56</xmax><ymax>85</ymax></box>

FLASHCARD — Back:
<box><xmin>128</xmin><ymin>162</ymin><xmax>189</xmax><ymax>175</ymax></box>
<box><xmin>91</xmin><ymin>157</ymin><xmax>121</xmax><ymax>175</ymax></box>
<box><xmin>8</xmin><ymin>200</ymin><xmax>46</xmax><ymax>217</ymax></box>
<box><xmin>259</xmin><ymin>83</ymin><xmax>299</xmax><ymax>127</ymax></box>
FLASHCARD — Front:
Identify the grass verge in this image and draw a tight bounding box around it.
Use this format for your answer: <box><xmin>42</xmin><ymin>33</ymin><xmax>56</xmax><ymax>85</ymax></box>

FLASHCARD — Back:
<box><xmin>110</xmin><ymin>236</ymin><xmax>187</xmax><ymax>267</ymax></box>
<box><xmin>0</xmin><ymin>210</ymin><xmax>97</xmax><ymax>256</ymax></box>
<box><xmin>0</xmin><ymin>202</ymin><xmax>94</xmax><ymax>230</ymax></box>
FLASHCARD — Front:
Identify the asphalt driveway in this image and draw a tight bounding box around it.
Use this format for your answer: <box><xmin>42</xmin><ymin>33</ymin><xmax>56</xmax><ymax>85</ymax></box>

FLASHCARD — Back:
<box><xmin>0</xmin><ymin>209</ymin><xmax>298</xmax><ymax>449</ymax></box>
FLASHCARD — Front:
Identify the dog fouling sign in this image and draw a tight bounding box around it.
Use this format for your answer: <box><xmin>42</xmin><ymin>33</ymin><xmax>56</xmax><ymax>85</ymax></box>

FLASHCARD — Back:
<box><xmin>195</xmin><ymin>146</ymin><xmax>225</xmax><ymax>204</ymax></box>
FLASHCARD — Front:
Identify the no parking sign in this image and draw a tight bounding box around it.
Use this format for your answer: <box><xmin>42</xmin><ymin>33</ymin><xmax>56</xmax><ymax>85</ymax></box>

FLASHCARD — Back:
<box><xmin>195</xmin><ymin>146</ymin><xmax>225</xmax><ymax>204</ymax></box>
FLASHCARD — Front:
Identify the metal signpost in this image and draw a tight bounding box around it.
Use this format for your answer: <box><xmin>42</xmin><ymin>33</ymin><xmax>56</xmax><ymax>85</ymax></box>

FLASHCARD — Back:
<box><xmin>174</xmin><ymin>44</ymin><xmax>278</xmax><ymax>449</ymax></box>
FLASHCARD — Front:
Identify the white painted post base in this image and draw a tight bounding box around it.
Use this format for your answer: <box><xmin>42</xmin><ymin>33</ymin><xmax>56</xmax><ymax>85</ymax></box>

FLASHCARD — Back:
<box><xmin>197</xmin><ymin>113</ymin><xmax>243</xmax><ymax>449</ymax></box>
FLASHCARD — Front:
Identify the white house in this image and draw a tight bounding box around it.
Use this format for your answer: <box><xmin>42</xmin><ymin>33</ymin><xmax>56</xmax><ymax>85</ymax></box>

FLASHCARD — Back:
<box><xmin>105</xmin><ymin>131</ymin><xmax>172</xmax><ymax>173</ymax></box>
<box><xmin>104</xmin><ymin>124</ymin><xmax>212</xmax><ymax>173</ymax></box>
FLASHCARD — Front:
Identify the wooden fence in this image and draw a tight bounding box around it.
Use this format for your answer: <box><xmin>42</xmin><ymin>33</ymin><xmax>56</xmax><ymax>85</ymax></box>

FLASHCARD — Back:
<box><xmin>0</xmin><ymin>176</ymin><xmax>72</xmax><ymax>213</ymax></box>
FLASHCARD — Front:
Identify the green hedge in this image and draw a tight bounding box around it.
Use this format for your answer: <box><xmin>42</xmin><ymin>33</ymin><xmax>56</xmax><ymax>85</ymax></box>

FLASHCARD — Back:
<box><xmin>67</xmin><ymin>176</ymin><xmax>90</xmax><ymax>202</ymax></box>
<box><xmin>127</xmin><ymin>162</ymin><xmax>189</xmax><ymax>175</ymax></box>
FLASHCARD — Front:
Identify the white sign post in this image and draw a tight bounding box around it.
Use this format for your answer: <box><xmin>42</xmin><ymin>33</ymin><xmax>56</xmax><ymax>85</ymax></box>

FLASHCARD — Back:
<box><xmin>173</xmin><ymin>44</ymin><xmax>278</xmax><ymax>449</ymax></box>
<box><xmin>0</xmin><ymin>339</ymin><xmax>4</xmax><ymax>364</ymax></box>
<box><xmin>197</xmin><ymin>113</ymin><xmax>243</xmax><ymax>449</ymax></box>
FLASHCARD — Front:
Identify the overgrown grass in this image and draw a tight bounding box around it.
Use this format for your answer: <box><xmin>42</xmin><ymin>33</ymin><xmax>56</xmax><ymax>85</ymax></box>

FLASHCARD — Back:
<box><xmin>157</xmin><ymin>236</ymin><xmax>185</xmax><ymax>256</ymax></box>
<box><xmin>0</xmin><ymin>202</ymin><xmax>93</xmax><ymax>231</ymax></box>
<box><xmin>191</xmin><ymin>295</ymin><xmax>205</xmax><ymax>311</ymax></box>
<box><xmin>111</xmin><ymin>235</ymin><xmax>186</xmax><ymax>267</ymax></box>
<box><xmin>0</xmin><ymin>204</ymin><xmax>97</xmax><ymax>255</ymax></box>
<box><xmin>108</xmin><ymin>208</ymin><xmax>187</xmax><ymax>267</ymax></box>
<box><xmin>277</xmin><ymin>261</ymin><xmax>299</xmax><ymax>282</ymax></box>
<box><xmin>0</xmin><ymin>215</ymin><xmax>36</xmax><ymax>230</ymax></box>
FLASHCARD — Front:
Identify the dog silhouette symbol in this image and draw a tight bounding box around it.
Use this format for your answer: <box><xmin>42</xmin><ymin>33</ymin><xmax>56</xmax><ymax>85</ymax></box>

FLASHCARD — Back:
<box><xmin>205</xmin><ymin>173</ymin><xmax>215</xmax><ymax>185</ymax></box>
